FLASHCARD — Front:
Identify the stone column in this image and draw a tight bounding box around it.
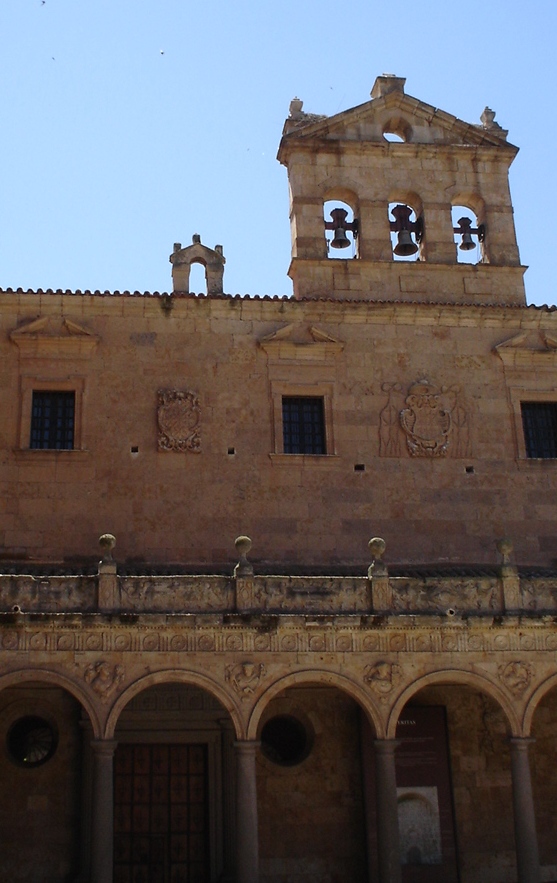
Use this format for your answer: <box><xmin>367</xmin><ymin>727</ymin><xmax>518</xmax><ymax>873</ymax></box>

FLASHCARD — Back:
<box><xmin>234</xmin><ymin>740</ymin><xmax>260</xmax><ymax>883</ymax></box>
<box><xmin>90</xmin><ymin>739</ymin><xmax>117</xmax><ymax>883</ymax></box>
<box><xmin>510</xmin><ymin>738</ymin><xmax>541</xmax><ymax>883</ymax></box>
<box><xmin>374</xmin><ymin>739</ymin><xmax>401</xmax><ymax>883</ymax></box>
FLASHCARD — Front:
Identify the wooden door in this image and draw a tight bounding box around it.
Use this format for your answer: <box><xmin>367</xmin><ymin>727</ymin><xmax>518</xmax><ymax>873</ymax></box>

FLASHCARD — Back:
<box><xmin>114</xmin><ymin>743</ymin><xmax>210</xmax><ymax>883</ymax></box>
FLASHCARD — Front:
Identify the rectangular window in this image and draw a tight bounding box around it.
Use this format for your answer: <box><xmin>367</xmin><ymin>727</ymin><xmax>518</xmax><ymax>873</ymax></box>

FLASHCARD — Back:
<box><xmin>282</xmin><ymin>396</ymin><xmax>326</xmax><ymax>454</ymax></box>
<box><xmin>521</xmin><ymin>402</ymin><xmax>557</xmax><ymax>459</ymax></box>
<box><xmin>30</xmin><ymin>390</ymin><xmax>75</xmax><ymax>450</ymax></box>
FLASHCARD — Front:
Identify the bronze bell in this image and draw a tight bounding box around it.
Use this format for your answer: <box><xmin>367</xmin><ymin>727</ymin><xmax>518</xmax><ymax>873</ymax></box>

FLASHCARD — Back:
<box><xmin>457</xmin><ymin>217</ymin><xmax>476</xmax><ymax>251</ymax></box>
<box><xmin>331</xmin><ymin>226</ymin><xmax>350</xmax><ymax>249</ymax></box>
<box><xmin>394</xmin><ymin>229</ymin><xmax>418</xmax><ymax>257</ymax></box>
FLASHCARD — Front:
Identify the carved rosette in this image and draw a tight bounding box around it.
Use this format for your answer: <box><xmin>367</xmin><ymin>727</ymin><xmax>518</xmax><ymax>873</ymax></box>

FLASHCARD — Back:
<box><xmin>225</xmin><ymin>662</ymin><xmax>265</xmax><ymax>701</ymax></box>
<box><xmin>157</xmin><ymin>388</ymin><xmax>201</xmax><ymax>452</ymax></box>
<box><xmin>83</xmin><ymin>661</ymin><xmax>125</xmax><ymax>702</ymax></box>
<box><xmin>497</xmin><ymin>661</ymin><xmax>533</xmax><ymax>697</ymax></box>
<box><xmin>363</xmin><ymin>661</ymin><xmax>402</xmax><ymax>703</ymax></box>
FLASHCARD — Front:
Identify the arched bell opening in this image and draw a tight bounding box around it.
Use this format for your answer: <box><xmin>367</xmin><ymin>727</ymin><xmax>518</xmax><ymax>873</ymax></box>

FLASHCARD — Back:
<box><xmin>452</xmin><ymin>204</ymin><xmax>486</xmax><ymax>265</ymax></box>
<box><xmin>323</xmin><ymin>198</ymin><xmax>359</xmax><ymax>259</ymax></box>
<box><xmin>188</xmin><ymin>259</ymin><xmax>208</xmax><ymax>294</ymax></box>
<box><xmin>0</xmin><ymin>681</ymin><xmax>84</xmax><ymax>882</ymax></box>
<box><xmin>389</xmin><ymin>202</ymin><xmax>423</xmax><ymax>262</ymax></box>
<box><xmin>530</xmin><ymin>685</ymin><xmax>557</xmax><ymax>874</ymax></box>
<box><xmin>256</xmin><ymin>684</ymin><xmax>371</xmax><ymax>883</ymax></box>
<box><xmin>382</xmin><ymin>117</ymin><xmax>412</xmax><ymax>143</ymax></box>
<box><xmin>394</xmin><ymin>684</ymin><xmax>514</xmax><ymax>883</ymax></box>
<box><xmin>111</xmin><ymin>681</ymin><xmax>237</xmax><ymax>883</ymax></box>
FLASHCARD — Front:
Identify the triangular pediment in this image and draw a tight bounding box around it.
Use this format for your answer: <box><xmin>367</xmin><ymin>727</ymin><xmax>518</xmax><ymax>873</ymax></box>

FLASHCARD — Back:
<box><xmin>279</xmin><ymin>89</ymin><xmax>516</xmax><ymax>157</ymax></box>
<box><xmin>494</xmin><ymin>331</ymin><xmax>557</xmax><ymax>367</ymax></box>
<box><xmin>10</xmin><ymin>317</ymin><xmax>99</xmax><ymax>358</ymax></box>
<box><xmin>259</xmin><ymin>324</ymin><xmax>344</xmax><ymax>361</ymax></box>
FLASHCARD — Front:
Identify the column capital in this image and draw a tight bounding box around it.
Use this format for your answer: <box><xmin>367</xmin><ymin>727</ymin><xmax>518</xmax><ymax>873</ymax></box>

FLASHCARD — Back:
<box><xmin>510</xmin><ymin>737</ymin><xmax>536</xmax><ymax>750</ymax></box>
<box><xmin>91</xmin><ymin>739</ymin><xmax>118</xmax><ymax>757</ymax></box>
<box><xmin>374</xmin><ymin>738</ymin><xmax>399</xmax><ymax>755</ymax></box>
<box><xmin>234</xmin><ymin>740</ymin><xmax>261</xmax><ymax>754</ymax></box>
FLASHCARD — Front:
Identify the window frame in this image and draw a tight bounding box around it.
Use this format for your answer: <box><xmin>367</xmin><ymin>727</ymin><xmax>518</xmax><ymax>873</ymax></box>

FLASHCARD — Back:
<box><xmin>270</xmin><ymin>382</ymin><xmax>335</xmax><ymax>457</ymax></box>
<box><xmin>507</xmin><ymin>386</ymin><xmax>557</xmax><ymax>462</ymax></box>
<box><xmin>520</xmin><ymin>401</ymin><xmax>557</xmax><ymax>460</ymax></box>
<box><xmin>18</xmin><ymin>376</ymin><xmax>85</xmax><ymax>452</ymax></box>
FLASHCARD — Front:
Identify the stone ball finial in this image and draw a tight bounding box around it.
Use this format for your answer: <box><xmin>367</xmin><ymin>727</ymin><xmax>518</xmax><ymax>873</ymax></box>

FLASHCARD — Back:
<box><xmin>369</xmin><ymin>537</ymin><xmax>386</xmax><ymax>561</ymax></box>
<box><xmin>99</xmin><ymin>533</ymin><xmax>116</xmax><ymax>562</ymax></box>
<box><xmin>234</xmin><ymin>535</ymin><xmax>253</xmax><ymax>578</ymax></box>
<box><xmin>496</xmin><ymin>537</ymin><xmax>513</xmax><ymax>565</ymax></box>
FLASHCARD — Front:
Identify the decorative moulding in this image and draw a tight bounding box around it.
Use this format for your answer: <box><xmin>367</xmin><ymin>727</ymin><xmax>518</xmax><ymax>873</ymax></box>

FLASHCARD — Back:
<box><xmin>10</xmin><ymin>317</ymin><xmax>99</xmax><ymax>359</ymax></box>
<box><xmin>494</xmin><ymin>331</ymin><xmax>557</xmax><ymax>368</ymax></box>
<box><xmin>259</xmin><ymin>324</ymin><xmax>344</xmax><ymax>363</ymax></box>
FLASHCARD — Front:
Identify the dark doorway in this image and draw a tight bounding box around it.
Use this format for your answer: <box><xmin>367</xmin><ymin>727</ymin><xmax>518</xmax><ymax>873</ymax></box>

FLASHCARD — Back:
<box><xmin>114</xmin><ymin>743</ymin><xmax>210</xmax><ymax>883</ymax></box>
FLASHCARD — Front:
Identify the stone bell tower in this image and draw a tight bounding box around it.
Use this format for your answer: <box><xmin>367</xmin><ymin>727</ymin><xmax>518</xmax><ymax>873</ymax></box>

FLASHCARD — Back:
<box><xmin>277</xmin><ymin>74</ymin><xmax>526</xmax><ymax>305</ymax></box>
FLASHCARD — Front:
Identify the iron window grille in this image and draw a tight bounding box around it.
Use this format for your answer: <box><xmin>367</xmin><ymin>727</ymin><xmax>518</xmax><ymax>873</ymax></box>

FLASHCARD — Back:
<box><xmin>521</xmin><ymin>402</ymin><xmax>557</xmax><ymax>459</ymax></box>
<box><xmin>30</xmin><ymin>390</ymin><xmax>75</xmax><ymax>450</ymax></box>
<box><xmin>282</xmin><ymin>396</ymin><xmax>326</xmax><ymax>455</ymax></box>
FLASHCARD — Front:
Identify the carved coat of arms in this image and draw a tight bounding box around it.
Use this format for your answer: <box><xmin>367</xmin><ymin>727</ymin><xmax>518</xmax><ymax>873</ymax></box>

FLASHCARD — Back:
<box><xmin>157</xmin><ymin>388</ymin><xmax>201</xmax><ymax>452</ymax></box>
<box><xmin>399</xmin><ymin>380</ymin><xmax>451</xmax><ymax>457</ymax></box>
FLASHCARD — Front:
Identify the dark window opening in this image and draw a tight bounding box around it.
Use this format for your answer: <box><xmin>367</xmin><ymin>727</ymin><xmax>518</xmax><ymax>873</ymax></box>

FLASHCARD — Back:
<box><xmin>260</xmin><ymin>715</ymin><xmax>312</xmax><ymax>766</ymax></box>
<box><xmin>521</xmin><ymin>402</ymin><xmax>557</xmax><ymax>458</ymax></box>
<box><xmin>7</xmin><ymin>716</ymin><xmax>58</xmax><ymax>767</ymax></box>
<box><xmin>282</xmin><ymin>397</ymin><xmax>326</xmax><ymax>455</ymax></box>
<box><xmin>30</xmin><ymin>391</ymin><xmax>75</xmax><ymax>450</ymax></box>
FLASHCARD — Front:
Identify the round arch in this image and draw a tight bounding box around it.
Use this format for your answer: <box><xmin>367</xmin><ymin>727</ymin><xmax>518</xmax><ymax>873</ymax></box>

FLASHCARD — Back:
<box><xmin>388</xmin><ymin>190</ymin><xmax>423</xmax><ymax>218</ymax></box>
<box><xmin>105</xmin><ymin>669</ymin><xmax>244</xmax><ymax>740</ymax></box>
<box><xmin>523</xmin><ymin>672</ymin><xmax>557</xmax><ymax>736</ymax></box>
<box><xmin>0</xmin><ymin>667</ymin><xmax>102</xmax><ymax>738</ymax></box>
<box><xmin>450</xmin><ymin>191</ymin><xmax>486</xmax><ymax>221</ymax></box>
<box><xmin>246</xmin><ymin>669</ymin><xmax>384</xmax><ymax>741</ymax></box>
<box><xmin>386</xmin><ymin>668</ymin><xmax>520</xmax><ymax>739</ymax></box>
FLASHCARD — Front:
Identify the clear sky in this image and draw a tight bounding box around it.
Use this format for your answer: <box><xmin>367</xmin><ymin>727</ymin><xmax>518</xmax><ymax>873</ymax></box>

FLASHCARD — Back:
<box><xmin>0</xmin><ymin>0</ymin><xmax>555</xmax><ymax>305</ymax></box>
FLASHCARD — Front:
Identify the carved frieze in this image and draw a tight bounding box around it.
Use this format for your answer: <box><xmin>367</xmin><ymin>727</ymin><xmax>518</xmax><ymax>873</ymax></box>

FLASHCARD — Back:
<box><xmin>379</xmin><ymin>379</ymin><xmax>471</xmax><ymax>458</ymax></box>
<box><xmin>391</xmin><ymin>578</ymin><xmax>498</xmax><ymax>613</ymax></box>
<box><xmin>119</xmin><ymin>577</ymin><xmax>232</xmax><ymax>612</ymax></box>
<box><xmin>84</xmin><ymin>661</ymin><xmax>125</xmax><ymax>702</ymax></box>
<box><xmin>225</xmin><ymin>662</ymin><xmax>266</xmax><ymax>701</ymax></box>
<box><xmin>157</xmin><ymin>388</ymin><xmax>201</xmax><ymax>453</ymax></box>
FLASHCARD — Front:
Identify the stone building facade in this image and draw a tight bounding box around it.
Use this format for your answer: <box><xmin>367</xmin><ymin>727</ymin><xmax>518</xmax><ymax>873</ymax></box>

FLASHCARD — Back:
<box><xmin>1</xmin><ymin>75</ymin><xmax>557</xmax><ymax>883</ymax></box>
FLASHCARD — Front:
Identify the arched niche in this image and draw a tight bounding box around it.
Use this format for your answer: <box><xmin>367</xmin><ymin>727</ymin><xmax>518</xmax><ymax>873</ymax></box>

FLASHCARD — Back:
<box><xmin>0</xmin><ymin>679</ymin><xmax>86</xmax><ymax>882</ymax></box>
<box><xmin>109</xmin><ymin>679</ymin><xmax>240</xmax><ymax>883</ymax></box>
<box><xmin>529</xmin><ymin>682</ymin><xmax>557</xmax><ymax>871</ymax></box>
<box><xmin>323</xmin><ymin>190</ymin><xmax>359</xmax><ymax>260</ymax></box>
<box><xmin>253</xmin><ymin>680</ymin><xmax>372</xmax><ymax>883</ymax></box>
<box><xmin>392</xmin><ymin>679</ymin><xmax>516</xmax><ymax>882</ymax></box>
<box><xmin>452</xmin><ymin>202</ymin><xmax>487</xmax><ymax>265</ymax></box>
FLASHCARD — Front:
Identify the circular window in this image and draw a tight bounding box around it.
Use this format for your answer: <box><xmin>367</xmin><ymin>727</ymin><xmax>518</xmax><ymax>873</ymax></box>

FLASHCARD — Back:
<box><xmin>260</xmin><ymin>715</ymin><xmax>312</xmax><ymax>766</ymax></box>
<box><xmin>7</xmin><ymin>716</ymin><xmax>58</xmax><ymax>767</ymax></box>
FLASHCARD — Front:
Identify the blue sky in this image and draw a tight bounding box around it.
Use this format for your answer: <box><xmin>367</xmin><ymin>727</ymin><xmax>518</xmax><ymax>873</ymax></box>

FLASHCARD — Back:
<box><xmin>0</xmin><ymin>0</ymin><xmax>555</xmax><ymax>305</ymax></box>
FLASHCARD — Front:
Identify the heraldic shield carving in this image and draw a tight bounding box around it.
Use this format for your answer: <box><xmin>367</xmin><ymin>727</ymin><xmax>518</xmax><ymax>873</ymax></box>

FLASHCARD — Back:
<box><xmin>399</xmin><ymin>379</ymin><xmax>451</xmax><ymax>457</ymax></box>
<box><xmin>157</xmin><ymin>388</ymin><xmax>201</xmax><ymax>452</ymax></box>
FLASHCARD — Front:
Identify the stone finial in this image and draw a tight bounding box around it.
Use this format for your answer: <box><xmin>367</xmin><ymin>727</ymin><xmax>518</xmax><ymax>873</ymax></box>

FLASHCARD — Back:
<box><xmin>289</xmin><ymin>97</ymin><xmax>304</xmax><ymax>120</ymax></box>
<box><xmin>496</xmin><ymin>537</ymin><xmax>513</xmax><ymax>566</ymax></box>
<box><xmin>173</xmin><ymin>242</ymin><xmax>181</xmax><ymax>253</ymax></box>
<box><xmin>192</xmin><ymin>233</ymin><xmax>201</xmax><ymax>244</ymax></box>
<box><xmin>234</xmin><ymin>535</ymin><xmax>254</xmax><ymax>578</ymax></box>
<box><xmin>368</xmin><ymin>537</ymin><xmax>387</xmax><ymax>577</ymax></box>
<box><xmin>481</xmin><ymin>106</ymin><xmax>497</xmax><ymax>128</ymax></box>
<box><xmin>99</xmin><ymin>533</ymin><xmax>116</xmax><ymax>563</ymax></box>
<box><xmin>371</xmin><ymin>74</ymin><xmax>406</xmax><ymax>100</ymax></box>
